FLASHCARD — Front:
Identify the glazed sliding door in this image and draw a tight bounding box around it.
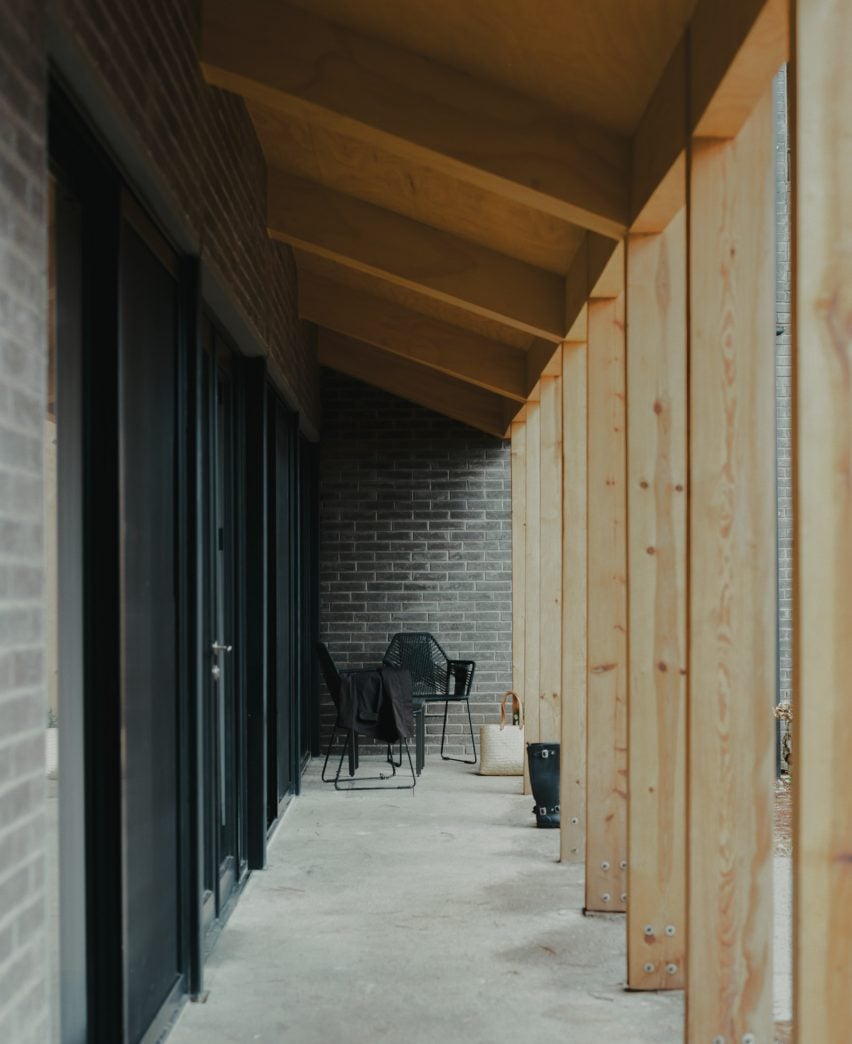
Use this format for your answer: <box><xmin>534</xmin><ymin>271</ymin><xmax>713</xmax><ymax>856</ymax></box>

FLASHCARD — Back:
<box><xmin>200</xmin><ymin>318</ymin><xmax>246</xmax><ymax>940</ymax></box>
<box><xmin>119</xmin><ymin>201</ymin><xmax>183</xmax><ymax>1042</ymax></box>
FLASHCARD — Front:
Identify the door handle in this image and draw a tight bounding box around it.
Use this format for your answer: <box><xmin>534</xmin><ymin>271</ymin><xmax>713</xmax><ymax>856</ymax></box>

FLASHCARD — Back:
<box><xmin>211</xmin><ymin>641</ymin><xmax>233</xmax><ymax>654</ymax></box>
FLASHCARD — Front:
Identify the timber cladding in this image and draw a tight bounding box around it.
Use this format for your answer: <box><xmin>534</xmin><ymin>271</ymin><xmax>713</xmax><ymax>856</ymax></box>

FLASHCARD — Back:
<box><xmin>318</xmin><ymin>370</ymin><xmax>512</xmax><ymax>758</ymax></box>
<box><xmin>56</xmin><ymin>0</ymin><xmax>320</xmax><ymax>428</ymax></box>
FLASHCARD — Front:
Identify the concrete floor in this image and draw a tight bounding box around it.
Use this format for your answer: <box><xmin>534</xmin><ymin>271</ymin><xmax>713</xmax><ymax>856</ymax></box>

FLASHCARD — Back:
<box><xmin>169</xmin><ymin>760</ymin><xmax>685</xmax><ymax>1044</ymax></box>
<box><xmin>42</xmin><ymin>752</ymin><xmax>792</xmax><ymax>1043</ymax></box>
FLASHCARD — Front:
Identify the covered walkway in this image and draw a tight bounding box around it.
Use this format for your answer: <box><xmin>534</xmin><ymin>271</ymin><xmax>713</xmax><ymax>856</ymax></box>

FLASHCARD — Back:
<box><xmin>169</xmin><ymin>763</ymin><xmax>684</xmax><ymax>1044</ymax></box>
<box><xmin>1</xmin><ymin>1</ymin><xmax>849</xmax><ymax>1041</ymax></box>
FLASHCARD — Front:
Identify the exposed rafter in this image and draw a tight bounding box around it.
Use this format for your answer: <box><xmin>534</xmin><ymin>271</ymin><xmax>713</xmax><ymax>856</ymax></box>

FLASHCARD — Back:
<box><xmin>295</xmin><ymin>251</ymin><xmax>547</xmax><ymax>352</ymax></box>
<box><xmin>202</xmin><ymin>0</ymin><xmax>630</xmax><ymax>238</ymax></box>
<box><xmin>300</xmin><ymin>274</ymin><xmax>528</xmax><ymax>402</ymax></box>
<box><xmin>247</xmin><ymin>102</ymin><xmax>586</xmax><ymax>275</ymax></box>
<box><xmin>631</xmin><ymin>0</ymin><xmax>788</xmax><ymax>231</ymax></box>
<box><xmin>319</xmin><ymin>330</ymin><xmax>512</xmax><ymax>438</ymax></box>
<box><xmin>270</xmin><ymin>170</ymin><xmax>566</xmax><ymax>341</ymax></box>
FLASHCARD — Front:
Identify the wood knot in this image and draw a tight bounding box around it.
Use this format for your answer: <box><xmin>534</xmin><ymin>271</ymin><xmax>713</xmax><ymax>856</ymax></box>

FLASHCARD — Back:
<box><xmin>657</xmin><ymin>661</ymin><xmax>668</xmax><ymax>672</ymax></box>
<box><xmin>646</xmin><ymin>546</ymin><xmax>655</xmax><ymax>555</ymax></box>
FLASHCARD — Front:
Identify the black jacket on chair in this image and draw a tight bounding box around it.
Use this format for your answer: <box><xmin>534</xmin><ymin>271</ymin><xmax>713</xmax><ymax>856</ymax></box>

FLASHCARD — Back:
<box><xmin>338</xmin><ymin>667</ymin><xmax>414</xmax><ymax>743</ymax></box>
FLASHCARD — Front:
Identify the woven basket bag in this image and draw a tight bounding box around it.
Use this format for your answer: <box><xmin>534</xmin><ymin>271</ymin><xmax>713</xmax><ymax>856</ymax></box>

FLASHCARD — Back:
<box><xmin>479</xmin><ymin>691</ymin><xmax>524</xmax><ymax>776</ymax></box>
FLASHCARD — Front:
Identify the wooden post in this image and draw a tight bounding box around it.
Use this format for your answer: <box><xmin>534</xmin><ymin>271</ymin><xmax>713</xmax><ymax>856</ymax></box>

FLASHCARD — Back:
<box><xmin>511</xmin><ymin>421</ymin><xmax>527</xmax><ymax>717</ymax></box>
<box><xmin>561</xmin><ymin>332</ymin><xmax>587</xmax><ymax>864</ymax></box>
<box><xmin>686</xmin><ymin>87</ymin><xmax>775</xmax><ymax>1041</ymax></box>
<box><xmin>793</xmin><ymin>2</ymin><xmax>852</xmax><ymax>1039</ymax></box>
<box><xmin>511</xmin><ymin>415</ymin><xmax>526</xmax><ymax>734</ymax></box>
<box><xmin>523</xmin><ymin>397</ymin><xmax>541</xmax><ymax>796</ymax></box>
<box><xmin>586</xmin><ymin>278</ymin><xmax>628</xmax><ymax>913</ymax></box>
<box><xmin>625</xmin><ymin>209</ymin><xmax>688</xmax><ymax>989</ymax></box>
<box><xmin>539</xmin><ymin>365</ymin><xmax>563</xmax><ymax>744</ymax></box>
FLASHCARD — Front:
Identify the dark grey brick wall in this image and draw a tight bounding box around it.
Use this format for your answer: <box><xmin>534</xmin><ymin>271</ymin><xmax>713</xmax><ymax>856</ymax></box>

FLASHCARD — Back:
<box><xmin>319</xmin><ymin>369</ymin><xmax>513</xmax><ymax>758</ymax></box>
<box><xmin>57</xmin><ymin>0</ymin><xmax>320</xmax><ymax>429</ymax></box>
<box><xmin>0</xmin><ymin>1</ymin><xmax>49</xmax><ymax>1041</ymax></box>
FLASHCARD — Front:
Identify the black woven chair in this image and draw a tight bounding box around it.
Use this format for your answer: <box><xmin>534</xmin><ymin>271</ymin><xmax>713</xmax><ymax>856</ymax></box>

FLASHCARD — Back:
<box><xmin>382</xmin><ymin>632</ymin><xmax>477</xmax><ymax>765</ymax></box>
<box><xmin>316</xmin><ymin>642</ymin><xmax>416</xmax><ymax>791</ymax></box>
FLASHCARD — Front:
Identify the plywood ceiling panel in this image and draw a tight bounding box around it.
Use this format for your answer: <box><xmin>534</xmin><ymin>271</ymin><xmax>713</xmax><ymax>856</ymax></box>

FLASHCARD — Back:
<box><xmin>288</xmin><ymin>0</ymin><xmax>697</xmax><ymax>134</ymax></box>
<box><xmin>295</xmin><ymin>250</ymin><xmax>548</xmax><ymax>352</ymax></box>
<box><xmin>249</xmin><ymin>102</ymin><xmax>585</xmax><ymax>274</ymax></box>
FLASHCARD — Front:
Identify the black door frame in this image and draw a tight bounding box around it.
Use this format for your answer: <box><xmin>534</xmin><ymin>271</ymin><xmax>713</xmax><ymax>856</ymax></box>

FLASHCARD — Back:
<box><xmin>266</xmin><ymin>390</ymin><xmax>301</xmax><ymax>822</ymax></box>
<box><xmin>197</xmin><ymin>318</ymin><xmax>253</xmax><ymax>956</ymax></box>
<box><xmin>50</xmin><ymin>116</ymin><xmax>89</xmax><ymax>1044</ymax></box>
<box><xmin>48</xmin><ymin>74</ymin><xmax>319</xmax><ymax>1041</ymax></box>
<box><xmin>50</xmin><ymin>80</ymin><xmax>195</xmax><ymax>1043</ymax></box>
<box><xmin>240</xmin><ymin>358</ymin><xmax>269</xmax><ymax>870</ymax></box>
<box><xmin>297</xmin><ymin>435</ymin><xmax>321</xmax><ymax>768</ymax></box>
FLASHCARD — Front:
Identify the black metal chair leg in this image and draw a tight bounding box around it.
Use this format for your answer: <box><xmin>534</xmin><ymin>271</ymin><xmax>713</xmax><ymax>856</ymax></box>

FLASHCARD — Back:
<box><xmin>440</xmin><ymin>698</ymin><xmax>478</xmax><ymax>764</ymax></box>
<box><xmin>413</xmin><ymin>702</ymin><xmax>425</xmax><ymax>775</ymax></box>
<box><xmin>464</xmin><ymin>698</ymin><xmax>478</xmax><ymax>764</ymax></box>
<box><xmin>326</xmin><ymin>727</ymin><xmax>403</xmax><ymax>786</ymax></box>
<box><xmin>321</xmin><ymin>722</ymin><xmax>342</xmax><ymax>783</ymax></box>
<box><xmin>332</xmin><ymin>736</ymin><xmax>416</xmax><ymax>791</ymax></box>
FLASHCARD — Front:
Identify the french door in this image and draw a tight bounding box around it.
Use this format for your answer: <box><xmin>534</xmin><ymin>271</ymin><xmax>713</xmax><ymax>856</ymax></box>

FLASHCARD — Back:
<box><xmin>201</xmin><ymin>318</ymin><xmax>246</xmax><ymax>939</ymax></box>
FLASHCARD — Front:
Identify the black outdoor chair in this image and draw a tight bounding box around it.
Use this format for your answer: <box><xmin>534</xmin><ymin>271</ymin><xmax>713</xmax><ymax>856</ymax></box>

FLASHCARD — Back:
<box><xmin>382</xmin><ymin>632</ymin><xmax>477</xmax><ymax>765</ymax></box>
<box><xmin>316</xmin><ymin>642</ymin><xmax>416</xmax><ymax>791</ymax></box>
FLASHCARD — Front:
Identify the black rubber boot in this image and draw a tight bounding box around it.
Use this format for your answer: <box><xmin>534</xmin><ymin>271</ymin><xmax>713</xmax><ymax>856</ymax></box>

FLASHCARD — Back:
<box><xmin>527</xmin><ymin>742</ymin><xmax>560</xmax><ymax>828</ymax></box>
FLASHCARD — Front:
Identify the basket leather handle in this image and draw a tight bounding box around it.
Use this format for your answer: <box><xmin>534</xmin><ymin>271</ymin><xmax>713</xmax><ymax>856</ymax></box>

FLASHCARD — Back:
<box><xmin>499</xmin><ymin>690</ymin><xmax>524</xmax><ymax>729</ymax></box>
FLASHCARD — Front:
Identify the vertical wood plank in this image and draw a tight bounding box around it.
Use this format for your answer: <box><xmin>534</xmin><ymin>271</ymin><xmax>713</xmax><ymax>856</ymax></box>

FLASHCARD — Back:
<box><xmin>687</xmin><ymin>88</ymin><xmax>775</xmax><ymax>1042</ymax></box>
<box><xmin>561</xmin><ymin>339</ymin><xmax>588</xmax><ymax>863</ymax></box>
<box><xmin>586</xmin><ymin>291</ymin><xmax>628</xmax><ymax>912</ymax></box>
<box><xmin>793</xmin><ymin>2</ymin><xmax>852</xmax><ymax>1039</ymax></box>
<box><xmin>523</xmin><ymin>399</ymin><xmax>541</xmax><ymax>796</ymax></box>
<box><xmin>511</xmin><ymin>421</ymin><xmax>527</xmax><ymax>715</ymax></box>
<box><xmin>626</xmin><ymin>210</ymin><xmax>687</xmax><ymax>989</ymax></box>
<box><xmin>539</xmin><ymin>367</ymin><xmax>563</xmax><ymax>743</ymax></box>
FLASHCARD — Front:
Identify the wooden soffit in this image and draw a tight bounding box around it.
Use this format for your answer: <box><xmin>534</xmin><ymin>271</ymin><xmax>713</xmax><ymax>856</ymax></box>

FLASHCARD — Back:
<box><xmin>201</xmin><ymin>0</ymin><xmax>787</xmax><ymax>436</ymax></box>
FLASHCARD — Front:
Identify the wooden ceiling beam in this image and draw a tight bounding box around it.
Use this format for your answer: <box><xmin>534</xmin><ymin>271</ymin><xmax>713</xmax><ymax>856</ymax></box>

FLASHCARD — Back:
<box><xmin>271</xmin><ymin>170</ymin><xmax>566</xmax><ymax>342</ymax></box>
<box><xmin>631</xmin><ymin>0</ymin><xmax>788</xmax><ymax>232</ymax></box>
<box><xmin>300</xmin><ymin>274</ymin><xmax>529</xmax><ymax>402</ymax></box>
<box><xmin>295</xmin><ymin>250</ymin><xmax>548</xmax><ymax>351</ymax></box>
<box><xmin>691</xmin><ymin>0</ymin><xmax>789</xmax><ymax>139</ymax></box>
<box><xmin>201</xmin><ymin>0</ymin><xmax>630</xmax><ymax>238</ymax></box>
<box><xmin>318</xmin><ymin>330</ymin><xmax>512</xmax><ymax>438</ymax></box>
<box><xmin>562</xmin><ymin>230</ymin><xmax>622</xmax><ymax>345</ymax></box>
